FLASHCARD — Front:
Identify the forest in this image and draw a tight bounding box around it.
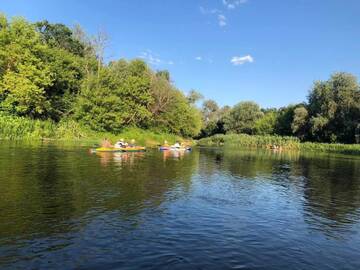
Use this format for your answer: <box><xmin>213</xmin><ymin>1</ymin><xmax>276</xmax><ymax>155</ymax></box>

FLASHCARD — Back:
<box><xmin>0</xmin><ymin>14</ymin><xmax>359</xmax><ymax>144</ymax></box>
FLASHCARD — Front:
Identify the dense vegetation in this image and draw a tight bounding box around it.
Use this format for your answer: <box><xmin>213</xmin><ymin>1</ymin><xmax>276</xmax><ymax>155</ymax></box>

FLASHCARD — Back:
<box><xmin>0</xmin><ymin>13</ymin><xmax>359</xmax><ymax>148</ymax></box>
<box><xmin>0</xmin><ymin>14</ymin><xmax>202</xmax><ymax>140</ymax></box>
<box><xmin>197</xmin><ymin>134</ymin><xmax>360</xmax><ymax>155</ymax></box>
<box><xmin>199</xmin><ymin>73</ymin><xmax>360</xmax><ymax>144</ymax></box>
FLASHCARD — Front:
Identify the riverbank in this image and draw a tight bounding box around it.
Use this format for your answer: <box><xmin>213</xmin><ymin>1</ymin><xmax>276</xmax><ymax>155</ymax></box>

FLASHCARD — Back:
<box><xmin>197</xmin><ymin>134</ymin><xmax>360</xmax><ymax>155</ymax></box>
<box><xmin>0</xmin><ymin>113</ymin><xmax>185</xmax><ymax>147</ymax></box>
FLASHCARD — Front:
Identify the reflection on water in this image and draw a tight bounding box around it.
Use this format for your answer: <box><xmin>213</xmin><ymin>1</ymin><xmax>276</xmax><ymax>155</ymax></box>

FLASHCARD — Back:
<box><xmin>0</xmin><ymin>143</ymin><xmax>359</xmax><ymax>269</ymax></box>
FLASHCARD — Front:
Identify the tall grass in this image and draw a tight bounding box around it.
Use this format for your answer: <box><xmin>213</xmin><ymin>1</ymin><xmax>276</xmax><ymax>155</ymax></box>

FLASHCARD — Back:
<box><xmin>0</xmin><ymin>113</ymin><xmax>187</xmax><ymax>147</ymax></box>
<box><xmin>301</xmin><ymin>142</ymin><xmax>360</xmax><ymax>155</ymax></box>
<box><xmin>198</xmin><ymin>134</ymin><xmax>301</xmax><ymax>149</ymax></box>
<box><xmin>197</xmin><ymin>133</ymin><xmax>360</xmax><ymax>155</ymax></box>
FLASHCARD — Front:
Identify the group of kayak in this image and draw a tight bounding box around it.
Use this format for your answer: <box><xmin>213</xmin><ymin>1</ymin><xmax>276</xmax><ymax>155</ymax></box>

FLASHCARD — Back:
<box><xmin>93</xmin><ymin>139</ymin><xmax>191</xmax><ymax>153</ymax></box>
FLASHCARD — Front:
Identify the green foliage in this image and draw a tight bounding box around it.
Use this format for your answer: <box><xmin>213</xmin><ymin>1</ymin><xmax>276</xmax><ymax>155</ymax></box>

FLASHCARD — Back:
<box><xmin>75</xmin><ymin>65</ymin><xmax>153</xmax><ymax>132</ymax></box>
<box><xmin>291</xmin><ymin>106</ymin><xmax>309</xmax><ymax>140</ymax></box>
<box><xmin>198</xmin><ymin>133</ymin><xmax>300</xmax><ymax>149</ymax></box>
<box><xmin>0</xmin><ymin>14</ymin><xmax>202</xmax><ymax>138</ymax></box>
<box><xmin>35</xmin><ymin>20</ymin><xmax>85</xmax><ymax>56</ymax></box>
<box><xmin>307</xmin><ymin>72</ymin><xmax>360</xmax><ymax>143</ymax></box>
<box><xmin>0</xmin><ymin>113</ymin><xmax>184</xmax><ymax>146</ymax></box>
<box><xmin>0</xmin><ymin>17</ymin><xmax>53</xmax><ymax>117</ymax></box>
<box><xmin>198</xmin><ymin>133</ymin><xmax>360</xmax><ymax>155</ymax></box>
<box><xmin>1</xmin><ymin>13</ymin><xmax>359</xmax><ymax>144</ymax></box>
<box><xmin>301</xmin><ymin>142</ymin><xmax>360</xmax><ymax>155</ymax></box>
<box><xmin>224</xmin><ymin>101</ymin><xmax>263</xmax><ymax>134</ymax></box>
<box><xmin>254</xmin><ymin>111</ymin><xmax>277</xmax><ymax>135</ymax></box>
<box><xmin>200</xmin><ymin>100</ymin><xmax>229</xmax><ymax>137</ymax></box>
<box><xmin>154</xmin><ymin>90</ymin><xmax>202</xmax><ymax>137</ymax></box>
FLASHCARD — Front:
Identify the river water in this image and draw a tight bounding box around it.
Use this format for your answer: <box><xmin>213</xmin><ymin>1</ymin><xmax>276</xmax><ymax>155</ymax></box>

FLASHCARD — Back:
<box><xmin>0</xmin><ymin>142</ymin><xmax>360</xmax><ymax>269</ymax></box>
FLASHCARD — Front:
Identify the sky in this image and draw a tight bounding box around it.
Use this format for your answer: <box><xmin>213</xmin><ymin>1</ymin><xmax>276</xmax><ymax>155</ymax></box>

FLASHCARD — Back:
<box><xmin>1</xmin><ymin>0</ymin><xmax>360</xmax><ymax>108</ymax></box>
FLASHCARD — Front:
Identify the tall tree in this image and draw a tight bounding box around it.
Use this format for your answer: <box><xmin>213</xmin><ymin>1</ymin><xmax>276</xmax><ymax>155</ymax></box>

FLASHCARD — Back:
<box><xmin>224</xmin><ymin>101</ymin><xmax>264</xmax><ymax>134</ymax></box>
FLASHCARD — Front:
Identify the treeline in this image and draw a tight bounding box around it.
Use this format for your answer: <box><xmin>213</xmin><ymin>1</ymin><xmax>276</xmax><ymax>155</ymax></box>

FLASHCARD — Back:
<box><xmin>199</xmin><ymin>73</ymin><xmax>360</xmax><ymax>144</ymax></box>
<box><xmin>1</xmin><ymin>14</ymin><xmax>359</xmax><ymax>144</ymax></box>
<box><xmin>0</xmin><ymin>14</ymin><xmax>202</xmax><ymax>138</ymax></box>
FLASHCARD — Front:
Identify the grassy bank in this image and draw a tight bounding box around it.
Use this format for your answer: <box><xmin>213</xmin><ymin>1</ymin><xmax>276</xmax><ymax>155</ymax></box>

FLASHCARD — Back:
<box><xmin>197</xmin><ymin>134</ymin><xmax>360</xmax><ymax>155</ymax></box>
<box><xmin>0</xmin><ymin>114</ymin><xmax>185</xmax><ymax>147</ymax></box>
<box><xmin>197</xmin><ymin>134</ymin><xmax>301</xmax><ymax>149</ymax></box>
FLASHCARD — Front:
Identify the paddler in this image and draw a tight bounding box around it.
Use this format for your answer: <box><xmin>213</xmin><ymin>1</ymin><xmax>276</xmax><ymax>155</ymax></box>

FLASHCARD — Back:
<box><xmin>101</xmin><ymin>138</ymin><xmax>113</xmax><ymax>148</ymax></box>
<box><xmin>114</xmin><ymin>138</ymin><xmax>128</xmax><ymax>148</ymax></box>
<box><xmin>129</xmin><ymin>139</ymin><xmax>136</xmax><ymax>147</ymax></box>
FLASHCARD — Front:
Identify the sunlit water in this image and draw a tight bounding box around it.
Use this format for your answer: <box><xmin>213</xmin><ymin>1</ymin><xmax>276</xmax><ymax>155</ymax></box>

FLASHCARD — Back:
<box><xmin>0</xmin><ymin>142</ymin><xmax>360</xmax><ymax>269</ymax></box>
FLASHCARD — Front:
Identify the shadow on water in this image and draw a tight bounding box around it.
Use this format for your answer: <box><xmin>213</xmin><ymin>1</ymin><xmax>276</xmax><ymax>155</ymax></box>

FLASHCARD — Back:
<box><xmin>0</xmin><ymin>143</ymin><xmax>359</xmax><ymax>269</ymax></box>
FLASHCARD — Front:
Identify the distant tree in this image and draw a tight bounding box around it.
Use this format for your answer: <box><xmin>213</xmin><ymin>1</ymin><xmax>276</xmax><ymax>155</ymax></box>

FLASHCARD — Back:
<box><xmin>156</xmin><ymin>70</ymin><xmax>170</xmax><ymax>82</ymax></box>
<box><xmin>187</xmin><ymin>89</ymin><xmax>203</xmax><ymax>104</ymax></box>
<box><xmin>254</xmin><ymin>111</ymin><xmax>278</xmax><ymax>135</ymax></box>
<box><xmin>307</xmin><ymin>72</ymin><xmax>360</xmax><ymax>143</ymax></box>
<box><xmin>275</xmin><ymin>105</ymin><xmax>297</xmax><ymax>136</ymax></box>
<box><xmin>291</xmin><ymin>106</ymin><xmax>309</xmax><ymax>140</ymax></box>
<box><xmin>224</xmin><ymin>101</ymin><xmax>264</xmax><ymax>134</ymax></box>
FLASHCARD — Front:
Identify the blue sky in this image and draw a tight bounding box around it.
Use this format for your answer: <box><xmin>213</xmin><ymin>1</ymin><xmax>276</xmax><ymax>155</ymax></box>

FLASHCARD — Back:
<box><xmin>1</xmin><ymin>0</ymin><xmax>360</xmax><ymax>108</ymax></box>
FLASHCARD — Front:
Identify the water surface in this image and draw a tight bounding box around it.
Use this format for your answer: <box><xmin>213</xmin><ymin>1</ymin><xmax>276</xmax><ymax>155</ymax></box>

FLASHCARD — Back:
<box><xmin>0</xmin><ymin>143</ymin><xmax>360</xmax><ymax>269</ymax></box>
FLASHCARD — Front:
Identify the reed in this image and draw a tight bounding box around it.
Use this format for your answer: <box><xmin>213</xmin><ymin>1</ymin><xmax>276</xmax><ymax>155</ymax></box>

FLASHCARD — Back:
<box><xmin>0</xmin><ymin>113</ymin><xmax>186</xmax><ymax>147</ymax></box>
<box><xmin>197</xmin><ymin>133</ymin><xmax>360</xmax><ymax>155</ymax></box>
<box><xmin>197</xmin><ymin>134</ymin><xmax>301</xmax><ymax>149</ymax></box>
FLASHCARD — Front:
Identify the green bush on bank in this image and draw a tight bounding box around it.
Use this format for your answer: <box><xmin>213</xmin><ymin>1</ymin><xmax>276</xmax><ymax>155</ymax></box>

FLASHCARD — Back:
<box><xmin>197</xmin><ymin>133</ymin><xmax>300</xmax><ymax>149</ymax></box>
<box><xmin>0</xmin><ymin>113</ymin><xmax>185</xmax><ymax>146</ymax></box>
<box><xmin>197</xmin><ymin>133</ymin><xmax>360</xmax><ymax>155</ymax></box>
<box><xmin>301</xmin><ymin>142</ymin><xmax>360</xmax><ymax>155</ymax></box>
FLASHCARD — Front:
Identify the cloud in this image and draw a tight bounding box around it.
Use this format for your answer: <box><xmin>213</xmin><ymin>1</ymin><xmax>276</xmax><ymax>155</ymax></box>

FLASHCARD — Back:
<box><xmin>218</xmin><ymin>14</ymin><xmax>227</xmax><ymax>27</ymax></box>
<box><xmin>199</xmin><ymin>6</ymin><xmax>226</xmax><ymax>27</ymax></box>
<box><xmin>222</xmin><ymin>0</ymin><xmax>247</xmax><ymax>9</ymax></box>
<box><xmin>139</xmin><ymin>50</ymin><xmax>174</xmax><ymax>66</ymax></box>
<box><xmin>195</xmin><ymin>56</ymin><xmax>203</xmax><ymax>61</ymax></box>
<box><xmin>230</xmin><ymin>55</ymin><xmax>254</xmax><ymax>65</ymax></box>
<box><xmin>199</xmin><ymin>6</ymin><xmax>220</xmax><ymax>14</ymax></box>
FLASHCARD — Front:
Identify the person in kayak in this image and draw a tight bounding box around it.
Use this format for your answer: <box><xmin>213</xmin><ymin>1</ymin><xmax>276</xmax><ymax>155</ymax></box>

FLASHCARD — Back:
<box><xmin>172</xmin><ymin>141</ymin><xmax>181</xmax><ymax>148</ymax></box>
<box><xmin>101</xmin><ymin>138</ymin><xmax>113</xmax><ymax>148</ymax></box>
<box><xmin>129</xmin><ymin>139</ymin><xmax>136</xmax><ymax>147</ymax></box>
<box><xmin>114</xmin><ymin>138</ymin><xmax>128</xmax><ymax>148</ymax></box>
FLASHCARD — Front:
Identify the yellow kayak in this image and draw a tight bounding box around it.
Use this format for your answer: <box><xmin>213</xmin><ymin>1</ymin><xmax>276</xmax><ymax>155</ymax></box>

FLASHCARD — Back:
<box><xmin>95</xmin><ymin>146</ymin><xmax>146</xmax><ymax>152</ymax></box>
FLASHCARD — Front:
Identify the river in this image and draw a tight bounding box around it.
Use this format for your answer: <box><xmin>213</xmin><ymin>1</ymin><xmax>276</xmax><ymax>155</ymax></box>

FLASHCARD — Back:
<box><xmin>0</xmin><ymin>142</ymin><xmax>360</xmax><ymax>269</ymax></box>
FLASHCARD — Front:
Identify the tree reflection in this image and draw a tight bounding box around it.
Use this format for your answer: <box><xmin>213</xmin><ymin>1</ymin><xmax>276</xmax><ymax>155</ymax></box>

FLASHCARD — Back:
<box><xmin>0</xmin><ymin>145</ymin><xmax>199</xmax><ymax>241</ymax></box>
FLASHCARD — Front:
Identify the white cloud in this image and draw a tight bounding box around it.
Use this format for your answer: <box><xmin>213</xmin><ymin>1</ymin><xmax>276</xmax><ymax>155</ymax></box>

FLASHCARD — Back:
<box><xmin>200</xmin><ymin>6</ymin><xmax>227</xmax><ymax>27</ymax></box>
<box><xmin>230</xmin><ymin>55</ymin><xmax>254</xmax><ymax>65</ymax></box>
<box><xmin>139</xmin><ymin>50</ymin><xmax>174</xmax><ymax>66</ymax></box>
<box><xmin>222</xmin><ymin>0</ymin><xmax>247</xmax><ymax>9</ymax></box>
<box><xmin>200</xmin><ymin>6</ymin><xmax>220</xmax><ymax>14</ymax></box>
<box><xmin>195</xmin><ymin>56</ymin><xmax>202</xmax><ymax>61</ymax></box>
<box><xmin>218</xmin><ymin>14</ymin><xmax>227</xmax><ymax>27</ymax></box>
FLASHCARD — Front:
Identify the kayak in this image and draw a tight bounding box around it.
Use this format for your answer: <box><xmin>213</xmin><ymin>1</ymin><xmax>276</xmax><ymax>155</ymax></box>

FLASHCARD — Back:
<box><xmin>94</xmin><ymin>146</ymin><xmax>146</xmax><ymax>152</ymax></box>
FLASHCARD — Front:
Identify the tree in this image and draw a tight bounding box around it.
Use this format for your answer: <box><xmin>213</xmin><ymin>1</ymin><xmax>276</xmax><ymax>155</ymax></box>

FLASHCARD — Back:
<box><xmin>157</xmin><ymin>90</ymin><xmax>202</xmax><ymax>137</ymax></box>
<box><xmin>75</xmin><ymin>64</ymin><xmax>153</xmax><ymax>132</ymax></box>
<box><xmin>307</xmin><ymin>72</ymin><xmax>360</xmax><ymax>143</ymax></box>
<box><xmin>275</xmin><ymin>105</ymin><xmax>297</xmax><ymax>136</ymax></box>
<box><xmin>224</xmin><ymin>101</ymin><xmax>263</xmax><ymax>134</ymax></box>
<box><xmin>0</xmin><ymin>17</ymin><xmax>53</xmax><ymax>117</ymax></box>
<box><xmin>254</xmin><ymin>111</ymin><xmax>278</xmax><ymax>135</ymax></box>
<box><xmin>291</xmin><ymin>106</ymin><xmax>309</xmax><ymax>140</ymax></box>
<box><xmin>35</xmin><ymin>20</ymin><xmax>85</xmax><ymax>56</ymax></box>
<box><xmin>187</xmin><ymin>89</ymin><xmax>203</xmax><ymax>104</ymax></box>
